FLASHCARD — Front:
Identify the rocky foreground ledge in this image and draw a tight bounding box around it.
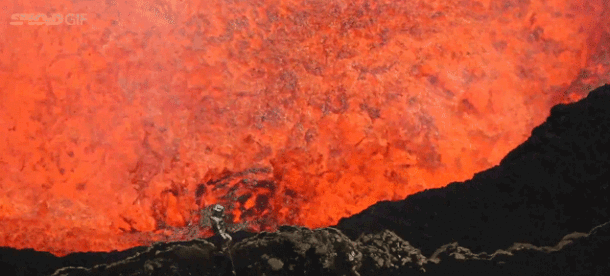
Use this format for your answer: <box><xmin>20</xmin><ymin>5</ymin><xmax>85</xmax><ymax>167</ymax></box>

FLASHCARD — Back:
<box><xmin>2</xmin><ymin>220</ymin><xmax>609</xmax><ymax>275</ymax></box>
<box><xmin>38</xmin><ymin>220</ymin><xmax>608</xmax><ymax>276</ymax></box>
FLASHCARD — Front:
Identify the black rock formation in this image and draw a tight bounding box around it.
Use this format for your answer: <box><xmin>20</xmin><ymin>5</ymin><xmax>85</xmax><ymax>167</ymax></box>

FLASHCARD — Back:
<box><xmin>425</xmin><ymin>220</ymin><xmax>610</xmax><ymax>276</ymax></box>
<box><xmin>336</xmin><ymin>84</ymin><xmax>610</xmax><ymax>256</ymax></box>
<box><xmin>44</xmin><ymin>221</ymin><xmax>610</xmax><ymax>276</ymax></box>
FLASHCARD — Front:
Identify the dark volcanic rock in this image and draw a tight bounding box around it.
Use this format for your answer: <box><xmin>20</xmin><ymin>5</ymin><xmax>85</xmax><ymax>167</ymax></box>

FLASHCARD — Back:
<box><xmin>356</xmin><ymin>230</ymin><xmax>426</xmax><ymax>275</ymax></box>
<box><xmin>336</xmin><ymin>84</ymin><xmax>610</xmax><ymax>256</ymax></box>
<box><xmin>50</xmin><ymin>239</ymin><xmax>232</xmax><ymax>276</ymax></box>
<box><xmin>0</xmin><ymin>245</ymin><xmax>148</xmax><ymax>276</ymax></box>
<box><xmin>41</xmin><ymin>222</ymin><xmax>610</xmax><ymax>275</ymax></box>
<box><xmin>425</xmin><ymin>220</ymin><xmax>610</xmax><ymax>276</ymax></box>
<box><xmin>231</xmin><ymin>226</ymin><xmax>361</xmax><ymax>276</ymax></box>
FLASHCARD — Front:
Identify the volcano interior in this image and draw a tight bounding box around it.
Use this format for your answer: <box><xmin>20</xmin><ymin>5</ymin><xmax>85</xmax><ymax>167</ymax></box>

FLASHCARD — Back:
<box><xmin>1</xmin><ymin>0</ymin><xmax>610</xmax><ymax>256</ymax></box>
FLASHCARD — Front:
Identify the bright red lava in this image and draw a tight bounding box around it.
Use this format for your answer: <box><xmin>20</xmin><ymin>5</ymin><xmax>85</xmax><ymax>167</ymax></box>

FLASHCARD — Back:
<box><xmin>1</xmin><ymin>0</ymin><xmax>609</xmax><ymax>256</ymax></box>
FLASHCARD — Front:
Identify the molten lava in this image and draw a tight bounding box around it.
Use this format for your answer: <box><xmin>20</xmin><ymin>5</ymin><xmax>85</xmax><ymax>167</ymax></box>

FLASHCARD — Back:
<box><xmin>0</xmin><ymin>0</ymin><xmax>609</xmax><ymax>256</ymax></box>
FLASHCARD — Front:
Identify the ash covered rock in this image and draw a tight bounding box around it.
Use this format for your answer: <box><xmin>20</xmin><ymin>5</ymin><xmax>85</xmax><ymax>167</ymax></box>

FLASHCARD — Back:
<box><xmin>41</xmin><ymin>222</ymin><xmax>610</xmax><ymax>275</ymax></box>
<box><xmin>226</xmin><ymin>226</ymin><xmax>430</xmax><ymax>275</ymax></box>
<box><xmin>231</xmin><ymin>226</ymin><xmax>361</xmax><ymax>276</ymax></box>
<box><xmin>356</xmin><ymin>230</ymin><xmax>426</xmax><ymax>274</ymax></box>
<box><xmin>0</xmin><ymin>220</ymin><xmax>605</xmax><ymax>275</ymax></box>
<box><xmin>43</xmin><ymin>226</ymin><xmax>429</xmax><ymax>276</ymax></box>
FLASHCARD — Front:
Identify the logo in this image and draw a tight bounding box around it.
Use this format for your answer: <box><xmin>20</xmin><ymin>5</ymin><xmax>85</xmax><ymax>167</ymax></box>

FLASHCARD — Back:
<box><xmin>10</xmin><ymin>13</ymin><xmax>87</xmax><ymax>26</ymax></box>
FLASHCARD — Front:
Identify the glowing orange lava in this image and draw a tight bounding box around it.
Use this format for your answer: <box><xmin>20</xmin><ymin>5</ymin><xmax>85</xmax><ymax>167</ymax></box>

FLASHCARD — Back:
<box><xmin>0</xmin><ymin>0</ymin><xmax>609</xmax><ymax>256</ymax></box>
